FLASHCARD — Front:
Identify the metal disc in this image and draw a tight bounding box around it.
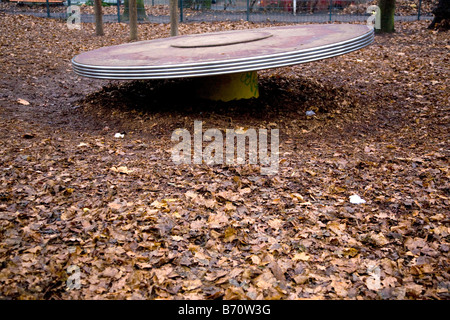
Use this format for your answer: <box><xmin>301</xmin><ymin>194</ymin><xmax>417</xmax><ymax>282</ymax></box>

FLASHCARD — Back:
<box><xmin>72</xmin><ymin>24</ymin><xmax>374</xmax><ymax>80</ymax></box>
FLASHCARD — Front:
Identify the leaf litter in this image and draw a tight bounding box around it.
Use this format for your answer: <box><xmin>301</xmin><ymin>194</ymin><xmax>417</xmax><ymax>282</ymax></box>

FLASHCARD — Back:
<box><xmin>0</xmin><ymin>13</ymin><xmax>448</xmax><ymax>299</ymax></box>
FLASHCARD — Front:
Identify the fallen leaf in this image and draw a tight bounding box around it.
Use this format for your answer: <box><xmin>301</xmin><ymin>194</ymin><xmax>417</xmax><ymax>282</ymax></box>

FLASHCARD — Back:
<box><xmin>171</xmin><ymin>235</ymin><xmax>184</xmax><ymax>241</ymax></box>
<box><xmin>110</xmin><ymin>166</ymin><xmax>133</xmax><ymax>174</ymax></box>
<box><xmin>182</xmin><ymin>279</ymin><xmax>202</xmax><ymax>291</ymax></box>
<box><xmin>223</xmin><ymin>227</ymin><xmax>237</xmax><ymax>242</ymax></box>
<box><xmin>17</xmin><ymin>98</ymin><xmax>30</xmax><ymax>105</ymax></box>
<box><xmin>293</xmin><ymin>252</ymin><xmax>310</xmax><ymax>261</ymax></box>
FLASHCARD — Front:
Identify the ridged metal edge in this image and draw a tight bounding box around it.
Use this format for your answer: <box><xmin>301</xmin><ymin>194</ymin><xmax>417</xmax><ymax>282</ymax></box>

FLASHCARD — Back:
<box><xmin>73</xmin><ymin>32</ymin><xmax>372</xmax><ymax>75</ymax></box>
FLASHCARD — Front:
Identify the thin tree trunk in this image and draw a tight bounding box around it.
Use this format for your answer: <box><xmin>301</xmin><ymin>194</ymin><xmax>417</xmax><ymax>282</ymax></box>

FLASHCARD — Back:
<box><xmin>93</xmin><ymin>0</ymin><xmax>104</xmax><ymax>36</ymax></box>
<box><xmin>129</xmin><ymin>0</ymin><xmax>138</xmax><ymax>40</ymax></box>
<box><xmin>170</xmin><ymin>0</ymin><xmax>179</xmax><ymax>36</ymax></box>
<box><xmin>122</xmin><ymin>0</ymin><xmax>148</xmax><ymax>21</ymax></box>
<box><xmin>378</xmin><ymin>0</ymin><xmax>395</xmax><ymax>33</ymax></box>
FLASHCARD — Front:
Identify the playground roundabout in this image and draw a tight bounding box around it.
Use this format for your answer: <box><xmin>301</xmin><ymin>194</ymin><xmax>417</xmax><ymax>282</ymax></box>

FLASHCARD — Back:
<box><xmin>72</xmin><ymin>24</ymin><xmax>373</xmax><ymax>101</ymax></box>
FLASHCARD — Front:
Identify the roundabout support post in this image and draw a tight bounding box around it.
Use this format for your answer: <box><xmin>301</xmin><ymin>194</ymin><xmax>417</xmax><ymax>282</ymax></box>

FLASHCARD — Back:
<box><xmin>194</xmin><ymin>71</ymin><xmax>259</xmax><ymax>102</ymax></box>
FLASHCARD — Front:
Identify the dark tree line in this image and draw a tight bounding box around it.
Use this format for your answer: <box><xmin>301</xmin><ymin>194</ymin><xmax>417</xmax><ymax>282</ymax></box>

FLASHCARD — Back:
<box><xmin>92</xmin><ymin>0</ymin><xmax>450</xmax><ymax>38</ymax></box>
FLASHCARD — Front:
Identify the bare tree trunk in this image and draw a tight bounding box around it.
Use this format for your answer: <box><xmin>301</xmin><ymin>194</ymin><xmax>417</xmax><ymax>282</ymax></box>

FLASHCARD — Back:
<box><xmin>93</xmin><ymin>0</ymin><xmax>104</xmax><ymax>36</ymax></box>
<box><xmin>170</xmin><ymin>0</ymin><xmax>179</xmax><ymax>36</ymax></box>
<box><xmin>122</xmin><ymin>0</ymin><xmax>148</xmax><ymax>21</ymax></box>
<box><xmin>378</xmin><ymin>0</ymin><xmax>395</xmax><ymax>33</ymax></box>
<box><xmin>129</xmin><ymin>0</ymin><xmax>138</xmax><ymax>41</ymax></box>
<box><xmin>428</xmin><ymin>0</ymin><xmax>450</xmax><ymax>30</ymax></box>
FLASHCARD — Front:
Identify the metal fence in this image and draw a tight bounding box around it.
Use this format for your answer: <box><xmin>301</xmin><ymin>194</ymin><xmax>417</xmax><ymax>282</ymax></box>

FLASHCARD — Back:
<box><xmin>0</xmin><ymin>0</ymin><xmax>436</xmax><ymax>23</ymax></box>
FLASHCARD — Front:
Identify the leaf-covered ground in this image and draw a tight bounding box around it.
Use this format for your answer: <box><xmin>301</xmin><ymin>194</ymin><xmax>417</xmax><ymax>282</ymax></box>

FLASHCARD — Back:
<box><xmin>0</xmin><ymin>13</ymin><xmax>448</xmax><ymax>299</ymax></box>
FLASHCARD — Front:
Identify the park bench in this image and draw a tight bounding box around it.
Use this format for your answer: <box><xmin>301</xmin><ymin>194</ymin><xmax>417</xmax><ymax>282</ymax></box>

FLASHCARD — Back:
<box><xmin>9</xmin><ymin>0</ymin><xmax>64</xmax><ymax>3</ymax></box>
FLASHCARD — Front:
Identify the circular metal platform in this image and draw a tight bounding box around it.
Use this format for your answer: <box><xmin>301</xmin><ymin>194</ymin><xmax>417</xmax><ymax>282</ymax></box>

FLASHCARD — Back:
<box><xmin>72</xmin><ymin>24</ymin><xmax>374</xmax><ymax>80</ymax></box>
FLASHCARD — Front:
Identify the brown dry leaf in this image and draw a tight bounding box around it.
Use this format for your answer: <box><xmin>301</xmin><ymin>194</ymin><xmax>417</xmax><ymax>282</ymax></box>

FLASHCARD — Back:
<box><xmin>250</xmin><ymin>255</ymin><xmax>262</xmax><ymax>265</ymax></box>
<box><xmin>171</xmin><ymin>235</ymin><xmax>184</xmax><ymax>241</ymax></box>
<box><xmin>405</xmin><ymin>283</ymin><xmax>424</xmax><ymax>297</ymax></box>
<box><xmin>382</xmin><ymin>276</ymin><xmax>398</xmax><ymax>288</ymax></box>
<box><xmin>185</xmin><ymin>190</ymin><xmax>197</xmax><ymax>199</ymax></box>
<box><xmin>208</xmin><ymin>211</ymin><xmax>229</xmax><ymax>228</ymax></box>
<box><xmin>371</xmin><ymin>233</ymin><xmax>390</xmax><ymax>246</ymax></box>
<box><xmin>291</xmin><ymin>193</ymin><xmax>304</xmax><ymax>202</ymax></box>
<box><xmin>327</xmin><ymin>221</ymin><xmax>346</xmax><ymax>236</ymax></box>
<box><xmin>253</xmin><ymin>270</ymin><xmax>277</xmax><ymax>290</ymax></box>
<box><xmin>363</xmin><ymin>232</ymin><xmax>390</xmax><ymax>246</ymax></box>
<box><xmin>239</xmin><ymin>187</ymin><xmax>251</xmax><ymax>195</ymax></box>
<box><xmin>293</xmin><ymin>252</ymin><xmax>310</xmax><ymax>261</ymax></box>
<box><xmin>102</xmin><ymin>267</ymin><xmax>119</xmax><ymax>278</ymax></box>
<box><xmin>366</xmin><ymin>276</ymin><xmax>382</xmax><ymax>291</ymax></box>
<box><xmin>135</xmin><ymin>262</ymin><xmax>152</xmax><ymax>269</ymax></box>
<box><xmin>204</xmin><ymin>270</ymin><xmax>228</xmax><ymax>282</ymax></box>
<box><xmin>268</xmin><ymin>260</ymin><xmax>285</xmax><ymax>282</ymax></box>
<box><xmin>216</xmin><ymin>190</ymin><xmax>240</xmax><ymax>202</ymax></box>
<box><xmin>108</xmin><ymin>199</ymin><xmax>125</xmax><ymax>211</ymax></box>
<box><xmin>190</xmin><ymin>220</ymin><xmax>204</xmax><ymax>230</ymax></box>
<box><xmin>304</xmin><ymin>169</ymin><xmax>317</xmax><ymax>176</ymax></box>
<box><xmin>342</xmin><ymin>247</ymin><xmax>359</xmax><ymax>258</ymax></box>
<box><xmin>110</xmin><ymin>166</ymin><xmax>133</xmax><ymax>174</ymax></box>
<box><xmin>366</xmin><ymin>263</ymin><xmax>382</xmax><ymax>291</ymax></box>
<box><xmin>183</xmin><ymin>279</ymin><xmax>203</xmax><ymax>291</ymax></box>
<box><xmin>17</xmin><ymin>98</ymin><xmax>30</xmax><ymax>105</ymax></box>
<box><xmin>202</xmin><ymin>198</ymin><xmax>216</xmax><ymax>209</ymax></box>
<box><xmin>224</xmin><ymin>201</ymin><xmax>236</xmax><ymax>212</ymax></box>
<box><xmin>224</xmin><ymin>286</ymin><xmax>247</xmax><ymax>300</ymax></box>
<box><xmin>331</xmin><ymin>280</ymin><xmax>349</xmax><ymax>298</ymax></box>
<box><xmin>223</xmin><ymin>227</ymin><xmax>237</xmax><ymax>242</ymax></box>
<box><xmin>150</xmin><ymin>200</ymin><xmax>167</xmax><ymax>209</ymax></box>
<box><xmin>268</xmin><ymin>218</ymin><xmax>283</xmax><ymax>230</ymax></box>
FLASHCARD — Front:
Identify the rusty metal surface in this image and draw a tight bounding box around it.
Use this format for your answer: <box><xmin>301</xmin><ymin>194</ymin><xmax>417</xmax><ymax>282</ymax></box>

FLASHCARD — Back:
<box><xmin>72</xmin><ymin>24</ymin><xmax>374</xmax><ymax>80</ymax></box>
<box><xmin>170</xmin><ymin>31</ymin><xmax>273</xmax><ymax>48</ymax></box>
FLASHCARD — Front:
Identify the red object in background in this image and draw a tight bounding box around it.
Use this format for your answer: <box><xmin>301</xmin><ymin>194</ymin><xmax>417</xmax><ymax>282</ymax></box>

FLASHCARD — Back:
<box><xmin>259</xmin><ymin>0</ymin><xmax>293</xmax><ymax>12</ymax></box>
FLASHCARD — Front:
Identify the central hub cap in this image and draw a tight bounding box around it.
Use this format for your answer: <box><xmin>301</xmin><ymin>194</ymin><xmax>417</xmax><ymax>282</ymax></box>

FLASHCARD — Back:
<box><xmin>170</xmin><ymin>31</ymin><xmax>273</xmax><ymax>48</ymax></box>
